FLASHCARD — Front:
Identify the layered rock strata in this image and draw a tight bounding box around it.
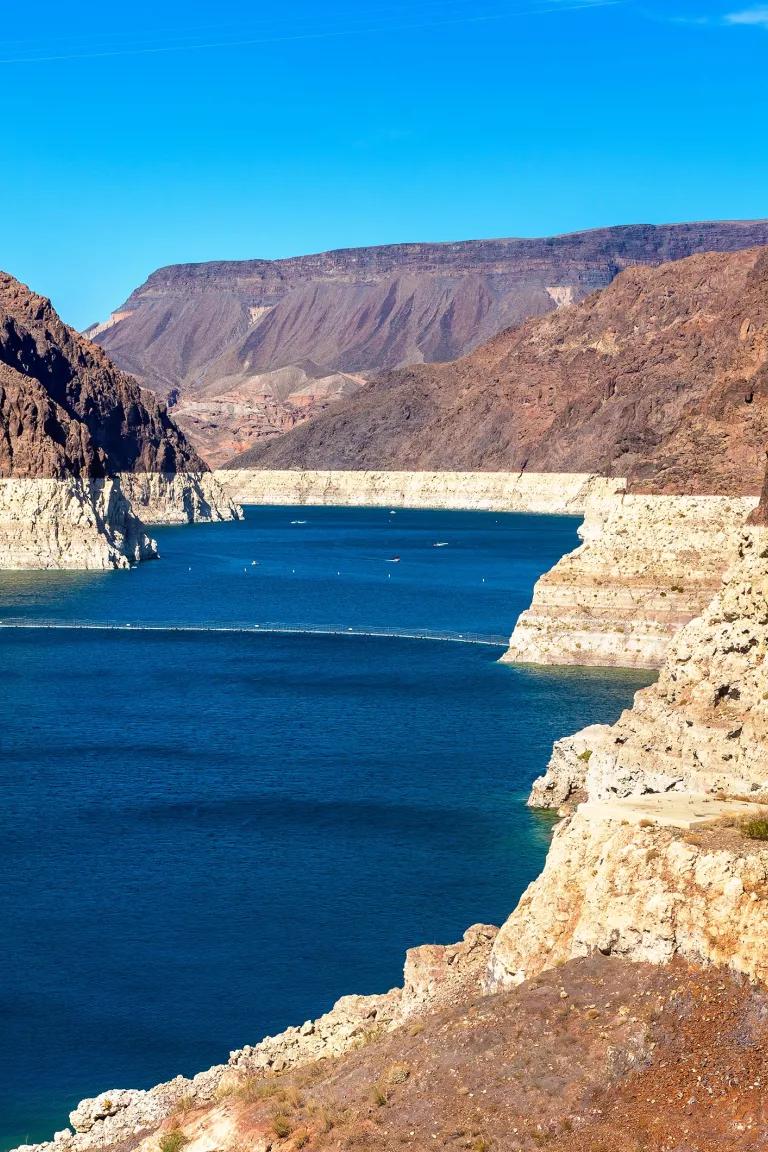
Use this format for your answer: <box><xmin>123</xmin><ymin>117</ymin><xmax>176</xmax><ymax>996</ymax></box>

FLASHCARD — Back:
<box><xmin>0</xmin><ymin>478</ymin><xmax>156</xmax><ymax>570</ymax></box>
<box><xmin>237</xmin><ymin>246</ymin><xmax>768</xmax><ymax>492</ymax></box>
<box><xmin>503</xmin><ymin>493</ymin><xmax>758</xmax><ymax>669</ymax></box>
<box><xmin>93</xmin><ymin>221</ymin><xmax>768</xmax><ymax>463</ymax></box>
<box><xmin>529</xmin><ymin>526</ymin><xmax>768</xmax><ymax>803</ymax></box>
<box><xmin>116</xmin><ymin>471</ymin><xmax>242</xmax><ymax>526</ymax></box>
<box><xmin>217</xmin><ymin>468</ymin><xmax>623</xmax><ymax>515</ymax></box>
<box><xmin>491</xmin><ymin>522</ymin><xmax>768</xmax><ymax>987</ymax></box>
<box><xmin>489</xmin><ymin>797</ymin><xmax>768</xmax><ymax>988</ymax></box>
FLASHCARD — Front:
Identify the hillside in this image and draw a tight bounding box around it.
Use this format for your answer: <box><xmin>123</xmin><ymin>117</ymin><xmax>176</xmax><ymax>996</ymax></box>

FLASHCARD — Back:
<box><xmin>91</xmin><ymin>220</ymin><xmax>768</xmax><ymax>465</ymax></box>
<box><xmin>233</xmin><ymin>246</ymin><xmax>768</xmax><ymax>496</ymax></box>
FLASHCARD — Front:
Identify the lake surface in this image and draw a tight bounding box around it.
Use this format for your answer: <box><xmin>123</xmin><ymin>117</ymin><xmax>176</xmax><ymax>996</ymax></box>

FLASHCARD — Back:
<box><xmin>0</xmin><ymin>507</ymin><xmax>653</xmax><ymax>1148</ymax></box>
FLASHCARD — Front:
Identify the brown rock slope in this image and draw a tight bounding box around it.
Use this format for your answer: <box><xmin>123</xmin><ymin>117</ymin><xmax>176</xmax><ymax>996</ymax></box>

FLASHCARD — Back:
<box><xmin>50</xmin><ymin>958</ymin><xmax>768</xmax><ymax>1152</ymax></box>
<box><xmin>92</xmin><ymin>220</ymin><xmax>768</xmax><ymax>465</ymax></box>
<box><xmin>237</xmin><ymin>246</ymin><xmax>768</xmax><ymax>496</ymax></box>
<box><xmin>0</xmin><ymin>271</ymin><xmax>205</xmax><ymax>480</ymax></box>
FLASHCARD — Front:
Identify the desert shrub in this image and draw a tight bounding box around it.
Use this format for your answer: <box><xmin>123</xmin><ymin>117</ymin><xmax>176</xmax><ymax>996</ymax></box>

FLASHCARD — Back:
<box><xmin>158</xmin><ymin>1130</ymin><xmax>188</xmax><ymax>1152</ymax></box>
<box><xmin>384</xmin><ymin>1061</ymin><xmax>410</xmax><ymax>1086</ymax></box>
<box><xmin>272</xmin><ymin>1112</ymin><xmax>293</xmax><ymax>1139</ymax></box>
<box><xmin>370</xmin><ymin>1083</ymin><xmax>388</xmax><ymax>1107</ymax></box>
<box><xmin>741</xmin><ymin>813</ymin><xmax>768</xmax><ymax>840</ymax></box>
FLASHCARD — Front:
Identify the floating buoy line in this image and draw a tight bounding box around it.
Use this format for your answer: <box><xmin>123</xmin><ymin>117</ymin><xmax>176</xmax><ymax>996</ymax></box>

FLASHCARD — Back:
<box><xmin>0</xmin><ymin>620</ymin><xmax>508</xmax><ymax>647</ymax></box>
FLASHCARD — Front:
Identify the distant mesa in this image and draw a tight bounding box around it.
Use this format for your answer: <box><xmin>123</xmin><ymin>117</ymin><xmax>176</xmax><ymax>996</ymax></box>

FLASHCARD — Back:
<box><xmin>90</xmin><ymin>220</ymin><xmax>768</xmax><ymax>467</ymax></box>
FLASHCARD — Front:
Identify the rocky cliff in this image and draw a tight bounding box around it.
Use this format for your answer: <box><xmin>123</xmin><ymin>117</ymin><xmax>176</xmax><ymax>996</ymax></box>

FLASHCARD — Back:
<box><xmin>238</xmin><ymin>245</ymin><xmax>768</xmax><ymax>496</ymax></box>
<box><xmin>0</xmin><ymin>272</ymin><xmax>241</xmax><ymax>568</ymax></box>
<box><xmin>0</xmin><ymin>477</ymin><xmax>156</xmax><ymax>570</ymax></box>
<box><xmin>92</xmin><ymin>221</ymin><xmax>768</xmax><ymax>465</ymax></box>
<box><xmin>490</xmin><ymin>520</ymin><xmax>768</xmax><ymax>989</ymax></box>
<box><xmin>502</xmin><ymin>493</ymin><xmax>758</xmax><ymax>669</ymax></box>
<box><xmin>217</xmin><ymin>467</ymin><xmax>624</xmax><ymax>515</ymax></box>
<box><xmin>0</xmin><ymin>273</ymin><xmax>203</xmax><ymax>480</ymax></box>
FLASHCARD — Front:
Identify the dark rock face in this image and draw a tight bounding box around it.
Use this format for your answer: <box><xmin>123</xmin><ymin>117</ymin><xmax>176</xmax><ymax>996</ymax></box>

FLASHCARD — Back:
<box><xmin>235</xmin><ymin>246</ymin><xmax>768</xmax><ymax>497</ymax></box>
<box><xmin>0</xmin><ymin>273</ymin><xmax>205</xmax><ymax>480</ymax></box>
<box><xmin>92</xmin><ymin>221</ymin><xmax>768</xmax><ymax>464</ymax></box>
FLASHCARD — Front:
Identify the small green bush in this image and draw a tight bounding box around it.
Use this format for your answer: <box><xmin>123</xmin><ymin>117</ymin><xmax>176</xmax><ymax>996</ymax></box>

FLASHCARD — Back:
<box><xmin>158</xmin><ymin>1130</ymin><xmax>188</xmax><ymax>1152</ymax></box>
<box><xmin>741</xmin><ymin>815</ymin><xmax>768</xmax><ymax>841</ymax></box>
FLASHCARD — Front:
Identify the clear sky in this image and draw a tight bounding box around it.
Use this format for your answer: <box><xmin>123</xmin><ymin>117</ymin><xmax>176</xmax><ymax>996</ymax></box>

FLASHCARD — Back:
<box><xmin>1</xmin><ymin>0</ymin><xmax>766</xmax><ymax>329</ymax></box>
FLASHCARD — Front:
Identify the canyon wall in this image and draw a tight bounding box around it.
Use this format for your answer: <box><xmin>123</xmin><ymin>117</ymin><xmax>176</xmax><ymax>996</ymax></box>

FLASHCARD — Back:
<box><xmin>490</xmin><ymin>523</ymin><xmax>768</xmax><ymax>987</ymax></box>
<box><xmin>217</xmin><ymin>467</ymin><xmax>624</xmax><ymax>515</ymax></box>
<box><xmin>0</xmin><ymin>474</ymin><xmax>241</xmax><ymax>570</ymax></box>
<box><xmin>117</xmin><ymin>472</ymin><xmax>242</xmax><ymax>526</ymax></box>
<box><xmin>92</xmin><ymin>222</ymin><xmax>768</xmax><ymax>464</ymax></box>
<box><xmin>502</xmin><ymin>493</ymin><xmax>759</xmax><ymax>669</ymax></box>
<box><xmin>235</xmin><ymin>246</ymin><xmax>768</xmax><ymax>492</ymax></box>
<box><xmin>0</xmin><ymin>478</ymin><xmax>156</xmax><ymax>570</ymax></box>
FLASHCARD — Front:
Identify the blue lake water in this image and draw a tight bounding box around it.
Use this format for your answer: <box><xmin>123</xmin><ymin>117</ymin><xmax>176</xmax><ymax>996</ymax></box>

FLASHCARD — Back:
<box><xmin>0</xmin><ymin>507</ymin><xmax>653</xmax><ymax>1147</ymax></box>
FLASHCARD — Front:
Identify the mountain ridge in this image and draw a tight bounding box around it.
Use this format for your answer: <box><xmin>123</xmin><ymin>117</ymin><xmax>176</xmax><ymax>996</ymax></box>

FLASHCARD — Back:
<box><xmin>231</xmin><ymin>245</ymin><xmax>768</xmax><ymax>496</ymax></box>
<box><xmin>0</xmin><ymin>271</ymin><xmax>205</xmax><ymax>480</ymax></box>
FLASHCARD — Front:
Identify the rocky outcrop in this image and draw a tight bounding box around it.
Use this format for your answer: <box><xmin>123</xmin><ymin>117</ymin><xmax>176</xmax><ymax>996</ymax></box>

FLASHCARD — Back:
<box><xmin>503</xmin><ymin>493</ymin><xmax>758</xmax><ymax>669</ymax></box>
<box><xmin>0</xmin><ymin>478</ymin><xmax>156</xmax><ymax>570</ymax></box>
<box><xmin>238</xmin><ymin>246</ymin><xmax>768</xmax><ymax>495</ymax></box>
<box><xmin>489</xmin><ymin>798</ymin><xmax>768</xmax><ymax>988</ymax></box>
<box><xmin>117</xmin><ymin>472</ymin><xmax>242</xmax><ymax>525</ymax></box>
<box><xmin>169</xmin><ymin>365</ymin><xmax>367</xmax><ymax>467</ymax></box>
<box><xmin>93</xmin><ymin>221</ymin><xmax>768</xmax><ymax>464</ymax></box>
<box><xmin>526</xmin><ymin>723</ymin><xmax>606</xmax><ymax>810</ymax></box>
<box><xmin>573</xmin><ymin>527</ymin><xmax>768</xmax><ymax>799</ymax></box>
<box><xmin>0</xmin><ymin>273</ymin><xmax>204</xmax><ymax>480</ymax></box>
<box><xmin>15</xmin><ymin>925</ymin><xmax>497</xmax><ymax>1152</ymax></box>
<box><xmin>492</xmin><ymin>521</ymin><xmax>768</xmax><ymax>988</ymax></box>
<box><xmin>217</xmin><ymin>467</ymin><xmax>623</xmax><ymax>514</ymax></box>
<box><xmin>0</xmin><ymin>272</ymin><xmax>241</xmax><ymax>567</ymax></box>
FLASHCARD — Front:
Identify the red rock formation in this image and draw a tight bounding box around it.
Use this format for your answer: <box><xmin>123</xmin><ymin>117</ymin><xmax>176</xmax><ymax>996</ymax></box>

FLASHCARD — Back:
<box><xmin>0</xmin><ymin>272</ymin><xmax>205</xmax><ymax>480</ymax></box>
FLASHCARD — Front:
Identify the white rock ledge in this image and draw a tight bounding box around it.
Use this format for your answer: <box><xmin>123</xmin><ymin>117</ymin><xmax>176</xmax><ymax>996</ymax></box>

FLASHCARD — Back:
<box><xmin>216</xmin><ymin>468</ymin><xmax>625</xmax><ymax>515</ymax></box>
<box><xmin>0</xmin><ymin>472</ymin><xmax>242</xmax><ymax>570</ymax></box>
<box><xmin>0</xmin><ymin>477</ymin><xmax>155</xmax><ymax>570</ymax></box>
<box><xmin>502</xmin><ymin>492</ymin><xmax>759</xmax><ymax>670</ymax></box>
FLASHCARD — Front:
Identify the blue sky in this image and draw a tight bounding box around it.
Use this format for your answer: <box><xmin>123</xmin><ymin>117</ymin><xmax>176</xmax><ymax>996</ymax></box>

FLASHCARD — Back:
<box><xmin>1</xmin><ymin>0</ymin><xmax>767</xmax><ymax>328</ymax></box>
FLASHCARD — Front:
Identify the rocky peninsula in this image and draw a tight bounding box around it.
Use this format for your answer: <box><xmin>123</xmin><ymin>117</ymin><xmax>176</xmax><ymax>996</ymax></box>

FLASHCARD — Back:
<box><xmin>0</xmin><ymin>272</ymin><xmax>241</xmax><ymax>569</ymax></box>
